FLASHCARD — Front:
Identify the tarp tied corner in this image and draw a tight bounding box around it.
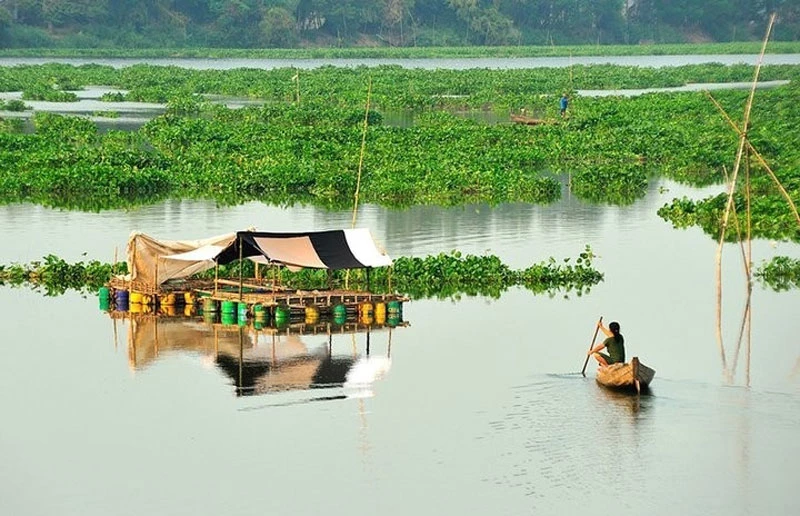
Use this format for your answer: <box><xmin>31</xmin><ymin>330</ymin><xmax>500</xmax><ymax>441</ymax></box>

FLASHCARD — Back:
<box><xmin>126</xmin><ymin>231</ymin><xmax>237</xmax><ymax>288</ymax></box>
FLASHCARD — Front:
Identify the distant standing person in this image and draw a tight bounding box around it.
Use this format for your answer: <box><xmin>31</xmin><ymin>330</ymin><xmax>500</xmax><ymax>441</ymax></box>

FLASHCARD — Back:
<box><xmin>560</xmin><ymin>93</ymin><xmax>569</xmax><ymax>117</ymax></box>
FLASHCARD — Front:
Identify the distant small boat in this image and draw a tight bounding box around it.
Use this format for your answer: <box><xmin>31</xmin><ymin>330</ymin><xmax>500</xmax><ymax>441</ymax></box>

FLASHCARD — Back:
<box><xmin>595</xmin><ymin>357</ymin><xmax>655</xmax><ymax>393</ymax></box>
<box><xmin>510</xmin><ymin>113</ymin><xmax>551</xmax><ymax>126</ymax></box>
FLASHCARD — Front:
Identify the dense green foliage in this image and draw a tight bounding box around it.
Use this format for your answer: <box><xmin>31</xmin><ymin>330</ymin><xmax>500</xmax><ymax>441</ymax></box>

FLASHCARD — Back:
<box><xmin>0</xmin><ymin>1</ymin><xmax>797</xmax><ymax>49</ymax></box>
<box><xmin>0</xmin><ymin>247</ymin><xmax>603</xmax><ymax>300</ymax></box>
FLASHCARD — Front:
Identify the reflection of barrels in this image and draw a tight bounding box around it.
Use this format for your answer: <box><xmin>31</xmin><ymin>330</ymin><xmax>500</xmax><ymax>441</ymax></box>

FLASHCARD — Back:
<box><xmin>161</xmin><ymin>305</ymin><xmax>176</xmax><ymax>317</ymax></box>
<box><xmin>221</xmin><ymin>300</ymin><xmax>236</xmax><ymax>314</ymax></box>
<box><xmin>141</xmin><ymin>294</ymin><xmax>153</xmax><ymax>306</ymax></box>
<box><xmin>184</xmin><ymin>304</ymin><xmax>195</xmax><ymax>317</ymax></box>
<box><xmin>115</xmin><ymin>290</ymin><xmax>129</xmax><ymax>311</ymax></box>
<box><xmin>254</xmin><ymin>304</ymin><xmax>267</xmax><ymax>324</ymax></box>
<box><xmin>333</xmin><ymin>303</ymin><xmax>347</xmax><ymax>325</ymax></box>
<box><xmin>305</xmin><ymin>306</ymin><xmax>319</xmax><ymax>325</ymax></box>
<box><xmin>129</xmin><ymin>302</ymin><xmax>143</xmax><ymax>314</ymax></box>
<box><xmin>98</xmin><ymin>287</ymin><xmax>110</xmax><ymax>310</ymax></box>
<box><xmin>130</xmin><ymin>291</ymin><xmax>143</xmax><ymax>304</ymax></box>
<box><xmin>203</xmin><ymin>310</ymin><xmax>217</xmax><ymax>324</ymax></box>
<box><xmin>203</xmin><ymin>297</ymin><xmax>218</xmax><ymax>313</ymax></box>
<box><xmin>274</xmin><ymin>305</ymin><xmax>290</xmax><ymax>326</ymax></box>
<box><xmin>387</xmin><ymin>314</ymin><xmax>401</xmax><ymax>327</ymax></box>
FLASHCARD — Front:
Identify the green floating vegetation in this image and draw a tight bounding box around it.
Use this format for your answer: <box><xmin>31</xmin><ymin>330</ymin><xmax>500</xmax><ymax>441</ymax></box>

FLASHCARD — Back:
<box><xmin>0</xmin><ymin>99</ymin><xmax>29</xmax><ymax>112</ymax></box>
<box><xmin>0</xmin><ymin>64</ymin><xmax>797</xmax><ymax>218</ymax></box>
<box><xmin>755</xmin><ymin>256</ymin><xmax>800</xmax><ymax>291</ymax></box>
<box><xmin>658</xmin><ymin>191</ymin><xmax>800</xmax><ymax>243</ymax></box>
<box><xmin>0</xmin><ymin>247</ymin><xmax>603</xmax><ymax>300</ymax></box>
<box><xmin>0</xmin><ymin>254</ymin><xmax>127</xmax><ymax>296</ymax></box>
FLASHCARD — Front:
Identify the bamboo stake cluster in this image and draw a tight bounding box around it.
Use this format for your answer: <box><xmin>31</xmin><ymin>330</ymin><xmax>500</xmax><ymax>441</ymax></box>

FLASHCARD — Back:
<box><xmin>709</xmin><ymin>13</ymin><xmax>800</xmax><ymax>386</ymax></box>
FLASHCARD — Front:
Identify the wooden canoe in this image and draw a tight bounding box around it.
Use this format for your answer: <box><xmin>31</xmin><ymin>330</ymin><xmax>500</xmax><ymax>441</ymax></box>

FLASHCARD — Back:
<box><xmin>510</xmin><ymin>114</ymin><xmax>550</xmax><ymax>126</ymax></box>
<box><xmin>595</xmin><ymin>357</ymin><xmax>655</xmax><ymax>393</ymax></box>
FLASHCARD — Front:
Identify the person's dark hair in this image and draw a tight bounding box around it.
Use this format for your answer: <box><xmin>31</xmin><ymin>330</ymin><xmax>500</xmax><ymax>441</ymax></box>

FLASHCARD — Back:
<box><xmin>609</xmin><ymin>321</ymin><xmax>621</xmax><ymax>336</ymax></box>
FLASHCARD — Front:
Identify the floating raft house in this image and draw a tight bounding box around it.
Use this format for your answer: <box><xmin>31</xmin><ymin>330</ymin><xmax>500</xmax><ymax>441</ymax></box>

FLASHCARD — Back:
<box><xmin>102</xmin><ymin>228</ymin><xmax>408</xmax><ymax>323</ymax></box>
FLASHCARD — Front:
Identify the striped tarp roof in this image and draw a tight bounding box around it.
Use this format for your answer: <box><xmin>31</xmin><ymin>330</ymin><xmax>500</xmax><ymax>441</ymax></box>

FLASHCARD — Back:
<box><xmin>215</xmin><ymin>228</ymin><xmax>392</xmax><ymax>270</ymax></box>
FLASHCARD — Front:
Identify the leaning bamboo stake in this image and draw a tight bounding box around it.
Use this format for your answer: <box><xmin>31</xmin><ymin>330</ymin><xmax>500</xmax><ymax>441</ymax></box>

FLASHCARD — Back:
<box><xmin>713</xmin><ymin>13</ymin><xmax>775</xmax><ymax>376</ymax></box>
<box><xmin>705</xmin><ymin>91</ymin><xmax>800</xmax><ymax>227</ymax></box>
<box><xmin>745</xmin><ymin>153</ymin><xmax>753</xmax><ymax>386</ymax></box>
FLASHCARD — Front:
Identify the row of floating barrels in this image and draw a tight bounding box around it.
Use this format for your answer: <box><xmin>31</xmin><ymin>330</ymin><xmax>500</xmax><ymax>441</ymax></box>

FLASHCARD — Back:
<box><xmin>98</xmin><ymin>287</ymin><xmax>194</xmax><ymax>310</ymax></box>
<box><xmin>99</xmin><ymin>287</ymin><xmax>403</xmax><ymax>327</ymax></box>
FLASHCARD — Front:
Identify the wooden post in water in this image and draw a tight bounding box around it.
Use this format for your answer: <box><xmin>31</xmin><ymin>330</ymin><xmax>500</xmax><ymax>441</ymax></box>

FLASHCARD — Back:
<box><xmin>238</xmin><ymin>235</ymin><xmax>243</xmax><ymax>301</ymax></box>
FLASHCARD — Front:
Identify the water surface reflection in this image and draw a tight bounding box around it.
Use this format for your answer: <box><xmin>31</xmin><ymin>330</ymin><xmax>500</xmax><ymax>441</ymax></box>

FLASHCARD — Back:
<box><xmin>119</xmin><ymin>312</ymin><xmax>404</xmax><ymax>399</ymax></box>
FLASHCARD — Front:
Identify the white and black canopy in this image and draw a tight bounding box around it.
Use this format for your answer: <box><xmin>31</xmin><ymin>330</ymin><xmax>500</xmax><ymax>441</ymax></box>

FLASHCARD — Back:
<box><xmin>213</xmin><ymin>228</ymin><xmax>392</xmax><ymax>270</ymax></box>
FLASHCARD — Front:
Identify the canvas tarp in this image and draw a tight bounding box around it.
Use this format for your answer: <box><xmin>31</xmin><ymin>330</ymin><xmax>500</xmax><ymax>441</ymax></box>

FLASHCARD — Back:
<box><xmin>121</xmin><ymin>228</ymin><xmax>391</xmax><ymax>288</ymax></box>
<box><xmin>214</xmin><ymin>228</ymin><xmax>392</xmax><ymax>270</ymax></box>
<box><xmin>126</xmin><ymin>231</ymin><xmax>238</xmax><ymax>288</ymax></box>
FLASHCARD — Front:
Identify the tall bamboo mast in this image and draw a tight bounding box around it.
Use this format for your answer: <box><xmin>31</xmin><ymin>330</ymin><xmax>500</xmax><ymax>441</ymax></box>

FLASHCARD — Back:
<box><xmin>346</xmin><ymin>77</ymin><xmax>373</xmax><ymax>290</ymax></box>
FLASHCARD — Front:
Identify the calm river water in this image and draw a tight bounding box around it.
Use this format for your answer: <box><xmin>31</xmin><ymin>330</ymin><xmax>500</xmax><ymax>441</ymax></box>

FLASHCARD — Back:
<box><xmin>1</xmin><ymin>54</ymin><xmax>799</xmax><ymax>516</ymax></box>
<box><xmin>1</xmin><ymin>178</ymin><xmax>799</xmax><ymax>516</ymax></box>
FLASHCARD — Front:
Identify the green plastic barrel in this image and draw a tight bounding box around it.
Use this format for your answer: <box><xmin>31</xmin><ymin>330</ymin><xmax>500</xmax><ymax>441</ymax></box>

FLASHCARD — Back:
<box><xmin>387</xmin><ymin>300</ymin><xmax>402</xmax><ymax>314</ymax></box>
<box><xmin>221</xmin><ymin>300</ymin><xmax>236</xmax><ymax>314</ymax></box>
<box><xmin>98</xmin><ymin>287</ymin><xmax>110</xmax><ymax>310</ymax></box>
<box><xmin>221</xmin><ymin>312</ymin><xmax>237</xmax><ymax>326</ymax></box>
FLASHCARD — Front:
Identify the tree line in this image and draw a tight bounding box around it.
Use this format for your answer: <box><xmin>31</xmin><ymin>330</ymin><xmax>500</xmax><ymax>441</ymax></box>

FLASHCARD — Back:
<box><xmin>0</xmin><ymin>0</ymin><xmax>797</xmax><ymax>49</ymax></box>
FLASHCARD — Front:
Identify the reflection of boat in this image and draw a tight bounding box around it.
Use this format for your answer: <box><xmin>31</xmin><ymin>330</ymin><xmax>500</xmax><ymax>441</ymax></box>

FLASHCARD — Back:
<box><xmin>595</xmin><ymin>357</ymin><xmax>655</xmax><ymax>393</ymax></box>
<box><xmin>121</xmin><ymin>314</ymin><xmax>401</xmax><ymax>398</ymax></box>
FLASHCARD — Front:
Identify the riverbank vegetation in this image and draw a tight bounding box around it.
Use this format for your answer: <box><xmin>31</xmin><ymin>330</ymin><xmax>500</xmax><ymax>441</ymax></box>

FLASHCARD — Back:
<box><xmin>0</xmin><ymin>247</ymin><xmax>603</xmax><ymax>299</ymax></box>
<box><xmin>0</xmin><ymin>1</ymin><xmax>797</xmax><ymax>49</ymax></box>
<box><xmin>2</xmin><ymin>42</ymin><xmax>800</xmax><ymax>59</ymax></box>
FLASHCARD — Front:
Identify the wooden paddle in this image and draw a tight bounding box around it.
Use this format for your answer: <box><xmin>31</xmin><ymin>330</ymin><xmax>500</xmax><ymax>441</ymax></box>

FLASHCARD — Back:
<box><xmin>581</xmin><ymin>316</ymin><xmax>603</xmax><ymax>377</ymax></box>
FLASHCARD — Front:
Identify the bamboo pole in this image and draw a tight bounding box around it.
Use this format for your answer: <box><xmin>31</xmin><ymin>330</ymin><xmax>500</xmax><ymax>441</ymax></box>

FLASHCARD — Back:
<box><xmin>238</xmin><ymin>235</ymin><xmax>243</xmax><ymax>301</ymax></box>
<box><xmin>346</xmin><ymin>77</ymin><xmax>374</xmax><ymax>290</ymax></box>
<box><xmin>713</xmin><ymin>13</ymin><xmax>775</xmax><ymax>376</ymax></box>
<box><xmin>351</xmin><ymin>76</ymin><xmax>372</xmax><ymax>229</ymax></box>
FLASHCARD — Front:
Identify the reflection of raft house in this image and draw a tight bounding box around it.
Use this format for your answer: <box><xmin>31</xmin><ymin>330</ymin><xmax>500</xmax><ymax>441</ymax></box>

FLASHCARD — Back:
<box><xmin>121</xmin><ymin>314</ymin><xmax>400</xmax><ymax>397</ymax></box>
<box><xmin>105</xmin><ymin>228</ymin><xmax>408</xmax><ymax>318</ymax></box>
